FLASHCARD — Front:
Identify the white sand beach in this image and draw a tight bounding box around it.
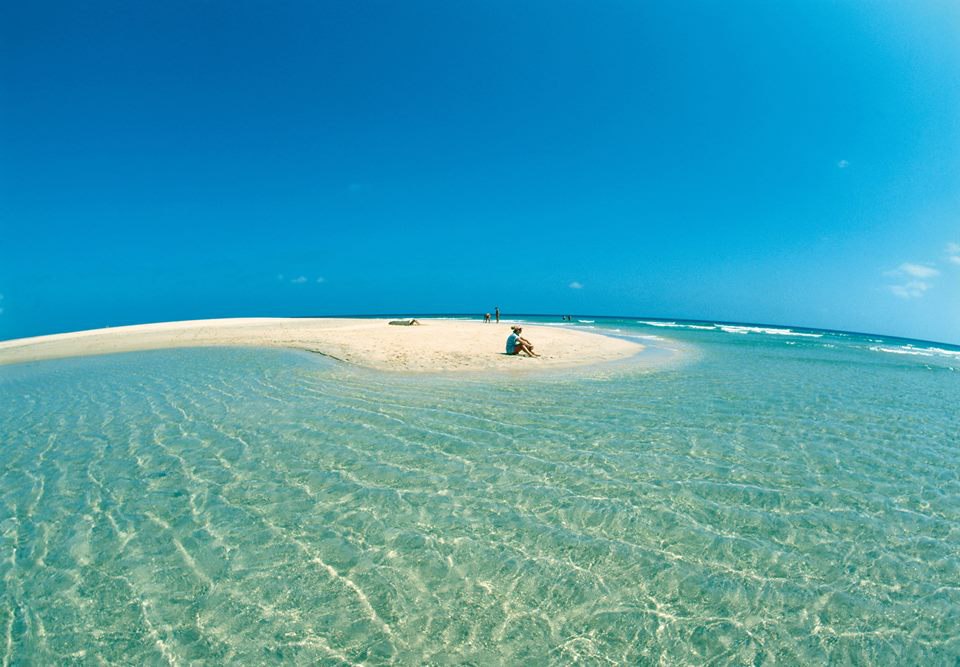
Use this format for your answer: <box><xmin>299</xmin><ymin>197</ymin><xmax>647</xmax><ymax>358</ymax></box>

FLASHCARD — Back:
<box><xmin>0</xmin><ymin>318</ymin><xmax>643</xmax><ymax>373</ymax></box>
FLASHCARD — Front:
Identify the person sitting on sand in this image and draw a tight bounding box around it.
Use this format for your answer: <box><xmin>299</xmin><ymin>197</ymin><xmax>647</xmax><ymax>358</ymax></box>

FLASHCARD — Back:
<box><xmin>506</xmin><ymin>326</ymin><xmax>539</xmax><ymax>357</ymax></box>
<box><xmin>388</xmin><ymin>319</ymin><xmax>421</xmax><ymax>326</ymax></box>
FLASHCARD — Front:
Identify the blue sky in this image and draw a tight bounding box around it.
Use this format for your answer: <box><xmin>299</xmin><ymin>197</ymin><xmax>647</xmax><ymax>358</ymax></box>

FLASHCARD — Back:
<box><xmin>2</xmin><ymin>1</ymin><xmax>959</xmax><ymax>342</ymax></box>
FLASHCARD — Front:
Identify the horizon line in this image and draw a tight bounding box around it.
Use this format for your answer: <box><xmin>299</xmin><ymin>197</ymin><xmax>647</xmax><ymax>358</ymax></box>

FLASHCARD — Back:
<box><xmin>3</xmin><ymin>312</ymin><xmax>958</xmax><ymax>349</ymax></box>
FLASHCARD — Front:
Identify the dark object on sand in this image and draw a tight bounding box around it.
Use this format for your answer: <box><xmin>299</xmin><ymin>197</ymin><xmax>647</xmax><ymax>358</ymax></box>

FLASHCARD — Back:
<box><xmin>389</xmin><ymin>319</ymin><xmax>421</xmax><ymax>326</ymax></box>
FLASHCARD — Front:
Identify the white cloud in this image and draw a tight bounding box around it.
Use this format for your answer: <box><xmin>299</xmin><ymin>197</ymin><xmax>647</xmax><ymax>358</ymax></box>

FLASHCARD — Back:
<box><xmin>890</xmin><ymin>281</ymin><xmax>932</xmax><ymax>299</ymax></box>
<box><xmin>946</xmin><ymin>242</ymin><xmax>960</xmax><ymax>265</ymax></box>
<box><xmin>885</xmin><ymin>262</ymin><xmax>939</xmax><ymax>299</ymax></box>
<box><xmin>896</xmin><ymin>263</ymin><xmax>939</xmax><ymax>279</ymax></box>
<box><xmin>291</xmin><ymin>276</ymin><xmax>307</xmax><ymax>284</ymax></box>
<box><xmin>569</xmin><ymin>281</ymin><xmax>583</xmax><ymax>289</ymax></box>
<box><xmin>884</xmin><ymin>242</ymin><xmax>960</xmax><ymax>297</ymax></box>
<box><xmin>837</xmin><ymin>159</ymin><xmax>849</xmax><ymax>168</ymax></box>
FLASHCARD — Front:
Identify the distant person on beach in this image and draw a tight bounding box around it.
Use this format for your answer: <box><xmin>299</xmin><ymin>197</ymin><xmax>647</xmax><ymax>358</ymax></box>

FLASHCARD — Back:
<box><xmin>506</xmin><ymin>326</ymin><xmax>539</xmax><ymax>357</ymax></box>
<box><xmin>484</xmin><ymin>313</ymin><xmax>491</xmax><ymax>323</ymax></box>
<box><xmin>388</xmin><ymin>319</ymin><xmax>421</xmax><ymax>326</ymax></box>
<box><xmin>495</xmin><ymin>307</ymin><xmax>500</xmax><ymax>323</ymax></box>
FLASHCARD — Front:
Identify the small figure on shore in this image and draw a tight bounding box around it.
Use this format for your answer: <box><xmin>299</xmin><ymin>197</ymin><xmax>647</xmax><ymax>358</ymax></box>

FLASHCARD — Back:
<box><xmin>495</xmin><ymin>307</ymin><xmax>500</xmax><ymax>323</ymax></box>
<box><xmin>484</xmin><ymin>313</ymin><xmax>491</xmax><ymax>323</ymax></box>
<box><xmin>506</xmin><ymin>326</ymin><xmax>539</xmax><ymax>357</ymax></box>
<box><xmin>389</xmin><ymin>319</ymin><xmax>421</xmax><ymax>326</ymax></box>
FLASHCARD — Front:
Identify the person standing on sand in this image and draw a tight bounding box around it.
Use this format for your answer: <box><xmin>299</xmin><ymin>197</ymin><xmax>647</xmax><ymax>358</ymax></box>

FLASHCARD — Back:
<box><xmin>484</xmin><ymin>313</ymin><xmax>491</xmax><ymax>323</ymax></box>
<box><xmin>495</xmin><ymin>307</ymin><xmax>500</xmax><ymax>323</ymax></box>
<box><xmin>506</xmin><ymin>326</ymin><xmax>539</xmax><ymax>357</ymax></box>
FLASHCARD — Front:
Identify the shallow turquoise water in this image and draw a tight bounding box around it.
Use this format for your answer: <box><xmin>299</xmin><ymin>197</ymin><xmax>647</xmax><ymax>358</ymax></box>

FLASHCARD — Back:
<box><xmin>1</xmin><ymin>319</ymin><xmax>958</xmax><ymax>664</ymax></box>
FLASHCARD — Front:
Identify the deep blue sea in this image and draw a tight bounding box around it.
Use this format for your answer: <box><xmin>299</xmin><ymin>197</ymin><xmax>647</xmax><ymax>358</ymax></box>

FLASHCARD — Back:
<box><xmin>1</xmin><ymin>317</ymin><xmax>958</xmax><ymax>664</ymax></box>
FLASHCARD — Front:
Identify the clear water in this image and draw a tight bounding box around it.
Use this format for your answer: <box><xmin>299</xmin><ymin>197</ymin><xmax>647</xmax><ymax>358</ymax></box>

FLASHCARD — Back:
<box><xmin>1</xmin><ymin>319</ymin><xmax>958</xmax><ymax>664</ymax></box>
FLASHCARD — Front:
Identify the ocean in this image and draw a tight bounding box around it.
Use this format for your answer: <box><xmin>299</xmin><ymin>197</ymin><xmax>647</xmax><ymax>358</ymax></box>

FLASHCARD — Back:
<box><xmin>1</xmin><ymin>317</ymin><xmax>958</xmax><ymax>664</ymax></box>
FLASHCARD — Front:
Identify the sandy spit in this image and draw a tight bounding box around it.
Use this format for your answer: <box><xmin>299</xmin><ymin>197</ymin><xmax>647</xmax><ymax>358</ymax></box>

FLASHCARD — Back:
<box><xmin>0</xmin><ymin>318</ymin><xmax>644</xmax><ymax>373</ymax></box>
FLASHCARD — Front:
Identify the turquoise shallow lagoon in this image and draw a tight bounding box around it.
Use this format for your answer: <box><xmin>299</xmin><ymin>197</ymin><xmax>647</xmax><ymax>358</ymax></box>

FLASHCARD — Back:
<box><xmin>1</xmin><ymin>318</ymin><xmax>959</xmax><ymax>664</ymax></box>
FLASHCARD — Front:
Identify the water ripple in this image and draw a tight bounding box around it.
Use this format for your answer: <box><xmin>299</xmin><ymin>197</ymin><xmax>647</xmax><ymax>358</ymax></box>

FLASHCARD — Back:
<box><xmin>0</xmin><ymin>345</ymin><xmax>957</xmax><ymax>663</ymax></box>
